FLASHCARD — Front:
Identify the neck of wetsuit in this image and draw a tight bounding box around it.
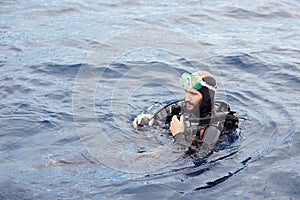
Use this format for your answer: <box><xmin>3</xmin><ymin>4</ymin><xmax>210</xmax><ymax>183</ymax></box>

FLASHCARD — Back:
<box><xmin>197</xmin><ymin>86</ymin><xmax>214</xmax><ymax>118</ymax></box>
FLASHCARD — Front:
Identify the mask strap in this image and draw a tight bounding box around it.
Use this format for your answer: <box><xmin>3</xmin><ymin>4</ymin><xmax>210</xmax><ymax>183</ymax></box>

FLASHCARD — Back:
<box><xmin>191</xmin><ymin>73</ymin><xmax>217</xmax><ymax>91</ymax></box>
<box><xmin>200</xmin><ymin>80</ymin><xmax>217</xmax><ymax>92</ymax></box>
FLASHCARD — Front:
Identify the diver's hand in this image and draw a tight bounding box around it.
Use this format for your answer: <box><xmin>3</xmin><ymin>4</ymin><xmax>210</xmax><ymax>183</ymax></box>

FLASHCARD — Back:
<box><xmin>170</xmin><ymin>115</ymin><xmax>184</xmax><ymax>136</ymax></box>
<box><xmin>133</xmin><ymin>114</ymin><xmax>154</xmax><ymax>129</ymax></box>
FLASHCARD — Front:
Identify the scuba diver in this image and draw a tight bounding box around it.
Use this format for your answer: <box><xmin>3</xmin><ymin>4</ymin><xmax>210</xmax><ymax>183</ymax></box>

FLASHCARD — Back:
<box><xmin>133</xmin><ymin>71</ymin><xmax>239</xmax><ymax>153</ymax></box>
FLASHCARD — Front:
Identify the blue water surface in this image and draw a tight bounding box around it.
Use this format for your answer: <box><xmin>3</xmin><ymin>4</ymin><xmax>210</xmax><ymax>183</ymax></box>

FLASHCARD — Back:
<box><xmin>1</xmin><ymin>0</ymin><xmax>299</xmax><ymax>199</ymax></box>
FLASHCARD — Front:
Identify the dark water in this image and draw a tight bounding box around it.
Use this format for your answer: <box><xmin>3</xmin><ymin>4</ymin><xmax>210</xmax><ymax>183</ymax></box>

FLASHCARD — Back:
<box><xmin>1</xmin><ymin>0</ymin><xmax>299</xmax><ymax>199</ymax></box>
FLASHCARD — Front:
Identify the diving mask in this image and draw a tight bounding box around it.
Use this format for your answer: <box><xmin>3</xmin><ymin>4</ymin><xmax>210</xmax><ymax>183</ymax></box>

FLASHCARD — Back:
<box><xmin>180</xmin><ymin>72</ymin><xmax>217</xmax><ymax>91</ymax></box>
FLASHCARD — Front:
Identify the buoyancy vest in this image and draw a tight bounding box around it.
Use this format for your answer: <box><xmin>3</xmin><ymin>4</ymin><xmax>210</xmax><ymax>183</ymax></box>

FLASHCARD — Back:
<box><xmin>165</xmin><ymin>100</ymin><xmax>239</xmax><ymax>138</ymax></box>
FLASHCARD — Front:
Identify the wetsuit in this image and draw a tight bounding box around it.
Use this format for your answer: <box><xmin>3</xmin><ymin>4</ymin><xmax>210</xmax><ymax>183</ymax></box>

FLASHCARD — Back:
<box><xmin>156</xmin><ymin>100</ymin><xmax>239</xmax><ymax>152</ymax></box>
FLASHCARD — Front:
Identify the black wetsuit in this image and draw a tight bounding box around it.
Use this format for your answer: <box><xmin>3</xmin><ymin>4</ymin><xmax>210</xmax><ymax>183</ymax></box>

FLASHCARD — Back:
<box><xmin>156</xmin><ymin>100</ymin><xmax>239</xmax><ymax>153</ymax></box>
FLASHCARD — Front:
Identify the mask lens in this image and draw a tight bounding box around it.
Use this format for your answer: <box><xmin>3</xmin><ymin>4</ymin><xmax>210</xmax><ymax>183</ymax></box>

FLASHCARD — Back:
<box><xmin>191</xmin><ymin>74</ymin><xmax>201</xmax><ymax>89</ymax></box>
<box><xmin>191</xmin><ymin>76</ymin><xmax>198</xmax><ymax>87</ymax></box>
<box><xmin>180</xmin><ymin>73</ymin><xmax>192</xmax><ymax>87</ymax></box>
<box><xmin>180</xmin><ymin>73</ymin><xmax>202</xmax><ymax>89</ymax></box>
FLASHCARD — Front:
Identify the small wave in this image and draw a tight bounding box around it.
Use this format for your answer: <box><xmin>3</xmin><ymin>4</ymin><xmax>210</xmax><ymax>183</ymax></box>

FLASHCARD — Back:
<box><xmin>29</xmin><ymin>63</ymin><xmax>82</xmax><ymax>78</ymax></box>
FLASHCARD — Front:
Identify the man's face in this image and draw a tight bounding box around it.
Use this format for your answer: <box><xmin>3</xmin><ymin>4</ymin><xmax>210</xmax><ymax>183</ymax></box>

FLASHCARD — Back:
<box><xmin>184</xmin><ymin>88</ymin><xmax>203</xmax><ymax>112</ymax></box>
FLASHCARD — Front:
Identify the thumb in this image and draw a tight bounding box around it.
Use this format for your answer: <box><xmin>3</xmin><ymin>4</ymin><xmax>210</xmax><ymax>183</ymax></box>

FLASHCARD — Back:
<box><xmin>179</xmin><ymin>115</ymin><xmax>184</xmax><ymax>125</ymax></box>
<box><xmin>172</xmin><ymin>115</ymin><xmax>179</xmax><ymax>122</ymax></box>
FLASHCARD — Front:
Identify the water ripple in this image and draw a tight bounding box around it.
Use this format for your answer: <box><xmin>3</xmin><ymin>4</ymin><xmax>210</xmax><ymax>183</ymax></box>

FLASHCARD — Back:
<box><xmin>0</xmin><ymin>0</ymin><xmax>299</xmax><ymax>199</ymax></box>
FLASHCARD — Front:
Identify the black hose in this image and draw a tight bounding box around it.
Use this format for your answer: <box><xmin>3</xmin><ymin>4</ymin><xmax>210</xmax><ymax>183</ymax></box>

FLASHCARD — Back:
<box><xmin>137</xmin><ymin>98</ymin><xmax>185</xmax><ymax>127</ymax></box>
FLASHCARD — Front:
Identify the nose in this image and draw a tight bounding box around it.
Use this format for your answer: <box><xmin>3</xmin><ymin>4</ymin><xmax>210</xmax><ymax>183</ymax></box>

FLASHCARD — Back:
<box><xmin>185</xmin><ymin>92</ymin><xmax>191</xmax><ymax>101</ymax></box>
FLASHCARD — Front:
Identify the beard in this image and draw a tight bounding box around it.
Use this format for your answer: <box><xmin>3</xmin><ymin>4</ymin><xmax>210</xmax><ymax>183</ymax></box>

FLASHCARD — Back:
<box><xmin>185</xmin><ymin>100</ymin><xmax>201</xmax><ymax>117</ymax></box>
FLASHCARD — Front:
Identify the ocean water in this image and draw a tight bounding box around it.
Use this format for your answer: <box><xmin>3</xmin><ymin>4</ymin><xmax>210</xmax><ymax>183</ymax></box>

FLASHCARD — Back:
<box><xmin>1</xmin><ymin>0</ymin><xmax>299</xmax><ymax>199</ymax></box>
